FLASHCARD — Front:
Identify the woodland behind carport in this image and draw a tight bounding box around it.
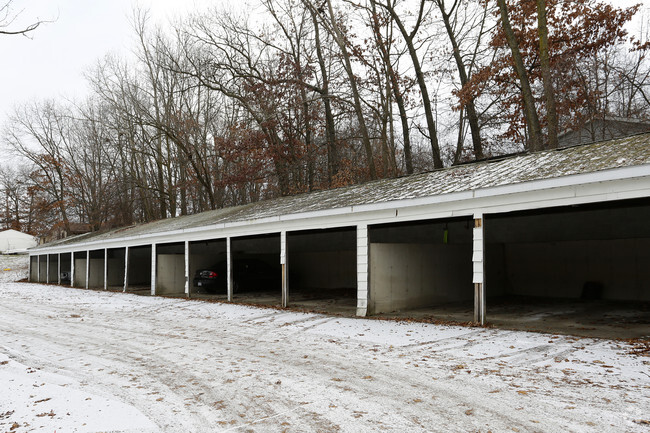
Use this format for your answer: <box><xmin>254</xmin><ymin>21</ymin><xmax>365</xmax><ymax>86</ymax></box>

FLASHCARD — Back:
<box><xmin>28</xmin><ymin>134</ymin><xmax>650</xmax><ymax>337</ymax></box>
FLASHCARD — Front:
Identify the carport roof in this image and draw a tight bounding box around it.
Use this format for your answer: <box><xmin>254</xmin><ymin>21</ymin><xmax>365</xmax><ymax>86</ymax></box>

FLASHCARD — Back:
<box><xmin>35</xmin><ymin>133</ymin><xmax>650</xmax><ymax>249</ymax></box>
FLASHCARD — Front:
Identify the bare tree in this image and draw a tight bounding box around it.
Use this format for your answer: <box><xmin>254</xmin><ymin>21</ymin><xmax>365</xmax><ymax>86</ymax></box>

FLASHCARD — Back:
<box><xmin>372</xmin><ymin>0</ymin><xmax>443</xmax><ymax>168</ymax></box>
<box><xmin>0</xmin><ymin>1</ymin><xmax>49</xmax><ymax>36</ymax></box>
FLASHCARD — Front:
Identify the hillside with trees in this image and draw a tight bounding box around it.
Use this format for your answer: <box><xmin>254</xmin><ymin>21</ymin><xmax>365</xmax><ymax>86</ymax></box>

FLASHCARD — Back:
<box><xmin>1</xmin><ymin>0</ymin><xmax>648</xmax><ymax>239</ymax></box>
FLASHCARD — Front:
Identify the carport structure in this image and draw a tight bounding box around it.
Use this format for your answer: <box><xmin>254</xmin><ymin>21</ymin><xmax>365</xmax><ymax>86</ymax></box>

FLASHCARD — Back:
<box><xmin>27</xmin><ymin>134</ymin><xmax>650</xmax><ymax>333</ymax></box>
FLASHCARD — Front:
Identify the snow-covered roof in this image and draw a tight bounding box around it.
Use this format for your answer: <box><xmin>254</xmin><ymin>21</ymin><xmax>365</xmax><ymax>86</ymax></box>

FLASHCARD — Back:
<box><xmin>0</xmin><ymin>229</ymin><xmax>38</xmax><ymax>253</ymax></box>
<box><xmin>33</xmin><ymin>133</ymin><xmax>650</xmax><ymax>251</ymax></box>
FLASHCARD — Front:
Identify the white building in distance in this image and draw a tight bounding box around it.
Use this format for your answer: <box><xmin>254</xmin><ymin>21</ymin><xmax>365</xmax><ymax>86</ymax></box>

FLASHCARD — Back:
<box><xmin>0</xmin><ymin>229</ymin><xmax>38</xmax><ymax>254</ymax></box>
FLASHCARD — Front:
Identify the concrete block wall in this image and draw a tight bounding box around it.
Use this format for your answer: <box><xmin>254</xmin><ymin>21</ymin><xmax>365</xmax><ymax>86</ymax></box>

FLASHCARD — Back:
<box><xmin>291</xmin><ymin>250</ymin><xmax>356</xmax><ymax>290</ymax></box>
<box><xmin>37</xmin><ymin>257</ymin><xmax>48</xmax><ymax>283</ymax></box>
<box><xmin>106</xmin><ymin>258</ymin><xmax>124</xmax><ymax>287</ymax></box>
<box><xmin>128</xmin><ymin>254</ymin><xmax>151</xmax><ymax>285</ymax></box>
<box><xmin>87</xmin><ymin>259</ymin><xmax>105</xmax><ymax>288</ymax></box>
<box><xmin>74</xmin><ymin>258</ymin><xmax>87</xmax><ymax>287</ymax></box>
<box><xmin>369</xmin><ymin>243</ymin><xmax>472</xmax><ymax>314</ymax></box>
<box><xmin>499</xmin><ymin>238</ymin><xmax>650</xmax><ymax>301</ymax></box>
<box><xmin>47</xmin><ymin>256</ymin><xmax>58</xmax><ymax>283</ymax></box>
<box><xmin>156</xmin><ymin>254</ymin><xmax>185</xmax><ymax>295</ymax></box>
<box><xmin>29</xmin><ymin>256</ymin><xmax>38</xmax><ymax>282</ymax></box>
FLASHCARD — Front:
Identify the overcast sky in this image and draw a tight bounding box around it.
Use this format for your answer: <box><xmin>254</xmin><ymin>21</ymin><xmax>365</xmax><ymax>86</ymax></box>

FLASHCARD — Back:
<box><xmin>0</xmin><ymin>0</ymin><xmax>228</xmax><ymax>124</ymax></box>
<box><xmin>0</xmin><ymin>0</ymin><xmax>646</xmax><ymax>128</ymax></box>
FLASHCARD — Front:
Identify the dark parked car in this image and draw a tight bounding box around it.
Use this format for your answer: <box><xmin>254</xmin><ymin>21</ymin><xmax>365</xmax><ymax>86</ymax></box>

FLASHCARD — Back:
<box><xmin>193</xmin><ymin>258</ymin><xmax>280</xmax><ymax>293</ymax></box>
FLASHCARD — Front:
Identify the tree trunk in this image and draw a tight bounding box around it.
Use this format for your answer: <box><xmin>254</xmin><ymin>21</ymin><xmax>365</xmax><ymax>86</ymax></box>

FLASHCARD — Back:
<box><xmin>369</xmin><ymin>0</ymin><xmax>413</xmax><ymax>173</ymax></box>
<box><xmin>311</xmin><ymin>10</ymin><xmax>340</xmax><ymax>185</ymax></box>
<box><xmin>325</xmin><ymin>0</ymin><xmax>377</xmax><ymax>179</ymax></box>
<box><xmin>536</xmin><ymin>0</ymin><xmax>558</xmax><ymax>149</ymax></box>
<box><xmin>437</xmin><ymin>0</ymin><xmax>483</xmax><ymax>160</ymax></box>
<box><xmin>497</xmin><ymin>0</ymin><xmax>543</xmax><ymax>151</ymax></box>
<box><xmin>382</xmin><ymin>0</ymin><xmax>442</xmax><ymax>168</ymax></box>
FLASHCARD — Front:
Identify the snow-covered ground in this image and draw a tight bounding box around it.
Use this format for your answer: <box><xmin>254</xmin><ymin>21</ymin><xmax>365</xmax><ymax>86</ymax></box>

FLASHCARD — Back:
<box><xmin>1</xmin><ymin>255</ymin><xmax>648</xmax><ymax>432</ymax></box>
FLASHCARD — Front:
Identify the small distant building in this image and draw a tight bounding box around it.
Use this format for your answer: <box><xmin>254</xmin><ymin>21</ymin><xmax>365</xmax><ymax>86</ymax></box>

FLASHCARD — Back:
<box><xmin>558</xmin><ymin>116</ymin><xmax>650</xmax><ymax>147</ymax></box>
<box><xmin>0</xmin><ymin>229</ymin><xmax>38</xmax><ymax>254</ymax></box>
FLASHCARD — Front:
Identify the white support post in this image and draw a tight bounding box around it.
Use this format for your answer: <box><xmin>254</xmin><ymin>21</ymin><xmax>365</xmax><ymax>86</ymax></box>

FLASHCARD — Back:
<box><xmin>280</xmin><ymin>231</ymin><xmax>288</xmax><ymax>308</ymax></box>
<box><xmin>46</xmin><ymin>255</ymin><xmax>50</xmax><ymax>284</ymax></box>
<box><xmin>70</xmin><ymin>253</ymin><xmax>75</xmax><ymax>287</ymax></box>
<box><xmin>37</xmin><ymin>255</ymin><xmax>40</xmax><ymax>283</ymax></box>
<box><xmin>28</xmin><ymin>256</ymin><xmax>32</xmax><ymax>282</ymax></box>
<box><xmin>226</xmin><ymin>237</ymin><xmax>233</xmax><ymax>302</ymax></box>
<box><xmin>104</xmin><ymin>248</ymin><xmax>108</xmax><ymax>290</ymax></box>
<box><xmin>151</xmin><ymin>244</ymin><xmax>157</xmax><ymax>296</ymax></box>
<box><xmin>184</xmin><ymin>241</ymin><xmax>190</xmax><ymax>297</ymax></box>
<box><xmin>57</xmin><ymin>253</ymin><xmax>61</xmax><ymax>285</ymax></box>
<box><xmin>123</xmin><ymin>247</ymin><xmax>129</xmax><ymax>293</ymax></box>
<box><xmin>85</xmin><ymin>250</ymin><xmax>90</xmax><ymax>289</ymax></box>
<box><xmin>356</xmin><ymin>224</ymin><xmax>369</xmax><ymax>317</ymax></box>
<box><xmin>473</xmin><ymin>214</ymin><xmax>486</xmax><ymax>325</ymax></box>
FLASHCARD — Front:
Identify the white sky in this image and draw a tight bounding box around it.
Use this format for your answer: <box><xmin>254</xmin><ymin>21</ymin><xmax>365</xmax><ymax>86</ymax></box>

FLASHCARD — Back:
<box><xmin>0</xmin><ymin>0</ymin><xmax>225</xmax><ymax>124</ymax></box>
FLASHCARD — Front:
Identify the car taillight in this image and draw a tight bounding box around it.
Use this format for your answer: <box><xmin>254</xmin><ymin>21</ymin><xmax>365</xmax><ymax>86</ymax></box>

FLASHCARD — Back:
<box><xmin>206</xmin><ymin>271</ymin><xmax>218</xmax><ymax>278</ymax></box>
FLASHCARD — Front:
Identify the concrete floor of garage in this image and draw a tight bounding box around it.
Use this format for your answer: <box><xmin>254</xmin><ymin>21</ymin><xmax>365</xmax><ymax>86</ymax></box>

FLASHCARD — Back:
<box><xmin>109</xmin><ymin>285</ymin><xmax>649</xmax><ymax>340</ymax></box>
<box><xmin>375</xmin><ymin>296</ymin><xmax>650</xmax><ymax>340</ymax></box>
<box><xmin>201</xmin><ymin>291</ymin><xmax>649</xmax><ymax>340</ymax></box>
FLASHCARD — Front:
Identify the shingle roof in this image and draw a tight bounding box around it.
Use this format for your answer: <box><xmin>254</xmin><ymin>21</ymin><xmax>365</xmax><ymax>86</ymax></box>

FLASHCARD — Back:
<box><xmin>36</xmin><ymin>133</ymin><xmax>650</xmax><ymax>249</ymax></box>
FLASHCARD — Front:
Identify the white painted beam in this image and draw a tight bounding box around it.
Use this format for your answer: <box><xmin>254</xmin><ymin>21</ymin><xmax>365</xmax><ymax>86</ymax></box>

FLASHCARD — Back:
<box><xmin>57</xmin><ymin>253</ymin><xmax>61</xmax><ymax>285</ymax></box>
<box><xmin>281</xmin><ymin>231</ymin><xmax>288</xmax><ymax>308</ymax></box>
<box><xmin>472</xmin><ymin>215</ymin><xmax>486</xmax><ymax>325</ymax></box>
<box><xmin>37</xmin><ymin>255</ymin><xmax>40</xmax><ymax>283</ymax></box>
<box><xmin>226</xmin><ymin>237</ymin><xmax>233</xmax><ymax>302</ymax></box>
<box><xmin>85</xmin><ymin>250</ymin><xmax>90</xmax><ymax>289</ymax></box>
<box><xmin>70</xmin><ymin>253</ymin><xmax>75</xmax><ymax>287</ymax></box>
<box><xmin>184</xmin><ymin>241</ymin><xmax>190</xmax><ymax>297</ymax></box>
<box><xmin>151</xmin><ymin>244</ymin><xmax>156</xmax><ymax>296</ymax></box>
<box><xmin>123</xmin><ymin>247</ymin><xmax>129</xmax><ymax>293</ymax></box>
<box><xmin>357</xmin><ymin>225</ymin><xmax>369</xmax><ymax>317</ymax></box>
<box><xmin>104</xmin><ymin>248</ymin><xmax>108</xmax><ymax>291</ymax></box>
